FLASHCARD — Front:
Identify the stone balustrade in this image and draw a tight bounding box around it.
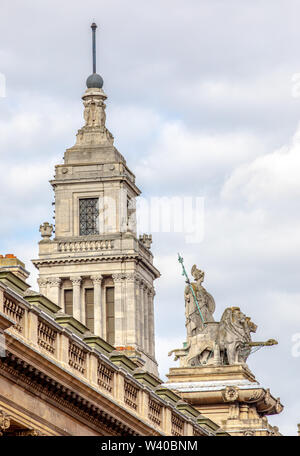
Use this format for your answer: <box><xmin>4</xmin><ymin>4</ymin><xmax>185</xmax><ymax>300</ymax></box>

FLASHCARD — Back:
<box><xmin>97</xmin><ymin>361</ymin><xmax>114</xmax><ymax>394</ymax></box>
<box><xmin>3</xmin><ymin>295</ymin><xmax>25</xmax><ymax>334</ymax></box>
<box><xmin>124</xmin><ymin>380</ymin><xmax>139</xmax><ymax>411</ymax></box>
<box><xmin>58</xmin><ymin>239</ymin><xmax>114</xmax><ymax>253</ymax></box>
<box><xmin>37</xmin><ymin>319</ymin><xmax>57</xmax><ymax>355</ymax></box>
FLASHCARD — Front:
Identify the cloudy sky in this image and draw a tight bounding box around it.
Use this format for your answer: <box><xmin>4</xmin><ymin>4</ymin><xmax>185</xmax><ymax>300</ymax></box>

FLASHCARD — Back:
<box><xmin>1</xmin><ymin>0</ymin><xmax>300</xmax><ymax>435</ymax></box>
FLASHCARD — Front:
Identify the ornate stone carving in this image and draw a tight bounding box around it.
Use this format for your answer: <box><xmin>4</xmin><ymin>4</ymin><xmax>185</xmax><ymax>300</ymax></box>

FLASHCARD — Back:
<box><xmin>48</xmin><ymin>277</ymin><xmax>62</xmax><ymax>287</ymax></box>
<box><xmin>112</xmin><ymin>273</ymin><xmax>126</xmax><ymax>283</ymax></box>
<box><xmin>139</xmin><ymin>234</ymin><xmax>152</xmax><ymax>249</ymax></box>
<box><xmin>70</xmin><ymin>276</ymin><xmax>82</xmax><ymax>286</ymax></box>
<box><xmin>91</xmin><ymin>275</ymin><xmax>103</xmax><ymax>284</ymax></box>
<box><xmin>124</xmin><ymin>273</ymin><xmax>136</xmax><ymax>283</ymax></box>
<box><xmin>83</xmin><ymin>97</ymin><xmax>106</xmax><ymax>128</ymax></box>
<box><xmin>75</xmin><ymin>88</ymin><xmax>114</xmax><ymax>146</ymax></box>
<box><xmin>222</xmin><ymin>386</ymin><xmax>239</xmax><ymax>402</ymax></box>
<box><xmin>246</xmin><ymin>390</ymin><xmax>265</xmax><ymax>402</ymax></box>
<box><xmin>37</xmin><ymin>278</ymin><xmax>48</xmax><ymax>288</ymax></box>
<box><xmin>39</xmin><ymin>222</ymin><xmax>53</xmax><ymax>240</ymax></box>
<box><xmin>270</xmin><ymin>426</ymin><xmax>279</xmax><ymax>436</ymax></box>
<box><xmin>16</xmin><ymin>429</ymin><xmax>41</xmax><ymax>436</ymax></box>
<box><xmin>0</xmin><ymin>409</ymin><xmax>10</xmax><ymax>435</ymax></box>
<box><xmin>275</xmin><ymin>398</ymin><xmax>283</xmax><ymax>414</ymax></box>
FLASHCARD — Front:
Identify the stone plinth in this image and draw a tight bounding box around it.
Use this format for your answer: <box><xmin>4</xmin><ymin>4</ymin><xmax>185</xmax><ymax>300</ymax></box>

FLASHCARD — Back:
<box><xmin>164</xmin><ymin>364</ymin><xmax>283</xmax><ymax>436</ymax></box>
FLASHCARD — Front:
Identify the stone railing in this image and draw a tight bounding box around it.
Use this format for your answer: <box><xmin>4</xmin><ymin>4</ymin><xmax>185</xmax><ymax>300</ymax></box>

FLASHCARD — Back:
<box><xmin>124</xmin><ymin>380</ymin><xmax>139</xmax><ymax>411</ymax></box>
<box><xmin>148</xmin><ymin>398</ymin><xmax>162</xmax><ymax>427</ymax></box>
<box><xmin>97</xmin><ymin>361</ymin><xmax>114</xmax><ymax>394</ymax></box>
<box><xmin>171</xmin><ymin>413</ymin><xmax>184</xmax><ymax>436</ymax></box>
<box><xmin>37</xmin><ymin>320</ymin><xmax>57</xmax><ymax>355</ymax></box>
<box><xmin>58</xmin><ymin>239</ymin><xmax>114</xmax><ymax>253</ymax></box>
<box><xmin>3</xmin><ymin>295</ymin><xmax>25</xmax><ymax>334</ymax></box>
<box><xmin>68</xmin><ymin>342</ymin><xmax>87</xmax><ymax>375</ymax></box>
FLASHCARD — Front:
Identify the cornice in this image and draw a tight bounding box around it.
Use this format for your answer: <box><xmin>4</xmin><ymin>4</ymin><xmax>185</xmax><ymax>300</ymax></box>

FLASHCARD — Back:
<box><xmin>32</xmin><ymin>254</ymin><xmax>161</xmax><ymax>279</ymax></box>
<box><xmin>50</xmin><ymin>175</ymin><xmax>141</xmax><ymax>196</ymax></box>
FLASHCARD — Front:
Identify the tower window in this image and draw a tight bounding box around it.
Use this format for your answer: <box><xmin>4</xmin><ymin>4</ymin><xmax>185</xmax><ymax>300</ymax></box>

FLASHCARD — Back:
<box><xmin>79</xmin><ymin>198</ymin><xmax>99</xmax><ymax>235</ymax></box>
<box><xmin>106</xmin><ymin>287</ymin><xmax>115</xmax><ymax>345</ymax></box>
<box><xmin>85</xmin><ymin>288</ymin><xmax>94</xmax><ymax>333</ymax></box>
<box><xmin>64</xmin><ymin>289</ymin><xmax>73</xmax><ymax>315</ymax></box>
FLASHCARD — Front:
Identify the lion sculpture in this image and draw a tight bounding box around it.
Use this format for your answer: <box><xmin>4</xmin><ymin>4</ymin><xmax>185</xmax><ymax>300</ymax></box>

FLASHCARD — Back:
<box><xmin>218</xmin><ymin>307</ymin><xmax>257</xmax><ymax>365</ymax></box>
<box><xmin>169</xmin><ymin>306</ymin><xmax>258</xmax><ymax>367</ymax></box>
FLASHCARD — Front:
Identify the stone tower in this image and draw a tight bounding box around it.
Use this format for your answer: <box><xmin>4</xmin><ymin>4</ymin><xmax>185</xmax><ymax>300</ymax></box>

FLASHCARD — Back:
<box><xmin>32</xmin><ymin>24</ymin><xmax>160</xmax><ymax>375</ymax></box>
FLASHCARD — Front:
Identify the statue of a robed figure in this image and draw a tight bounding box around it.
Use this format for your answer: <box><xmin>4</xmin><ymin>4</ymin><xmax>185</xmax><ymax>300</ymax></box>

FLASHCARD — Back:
<box><xmin>184</xmin><ymin>265</ymin><xmax>215</xmax><ymax>338</ymax></box>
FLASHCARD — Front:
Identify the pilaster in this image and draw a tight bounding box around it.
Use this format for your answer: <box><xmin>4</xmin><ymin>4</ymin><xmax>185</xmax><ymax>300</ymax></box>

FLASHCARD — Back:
<box><xmin>91</xmin><ymin>275</ymin><xmax>103</xmax><ymax>337</ymax></box>
<box><xmin>70</xmin><ymin>276</ymin><xmax>82</xmax><ymax>322</ymax></box>
<box><xmin>47</xmin><ymin>277</ymin><xmax>61</xmax><ymax>307</ymax></box>
<box><xmin>112</xmin><ymin>274</ymin><xmax>125</xmax><ymax>346</ymax></box>
<box><xmin>124</xmin><ymin>273</ymin><xmax>137</xmax><ymax>346</ymax></box>
<box><xmin>37</xmin><ymin>278</ymin><xmax>48</xmax><ymax>297</ymax></box>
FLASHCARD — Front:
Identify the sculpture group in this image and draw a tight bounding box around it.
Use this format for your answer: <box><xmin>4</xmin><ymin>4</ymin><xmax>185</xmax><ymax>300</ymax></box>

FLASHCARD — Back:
<box><xmin>170</xmin><ymin>263</ymin><xmax>277</xmax><ymax>367</ymax></box>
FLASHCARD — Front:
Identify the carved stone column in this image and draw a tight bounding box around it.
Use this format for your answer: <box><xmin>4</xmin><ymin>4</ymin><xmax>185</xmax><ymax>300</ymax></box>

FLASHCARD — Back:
<box><xmin>124</xmin><ymin>273</ymin><xmax>137</xmax><ymax>346</ymax></box>
<box><xmin>134</xmin><ymin>276</ymin><xmax>141</xmax><ymax>347</ymax></box>
<box><xmin>143</xmin><ymin>285</ymin><xmax>149</xmax><ymax>353</ymax></box>
<box><xmin>148</xmin><ymin>289</ymin><xmax>155</xmax><ymax>357</ymax></box>
<box><xmin>71</xmin><ymin>276</ymin><xmax>82</xmax><ymax>322</ymax></box>
<box><xmin>37</xmin><ymin>277</ymin><xmax>48</xmax><ymax>296</ymax></box>
<box><xmin>112</xmin><ymin>273</ymin><xmax>125</xmax><ymax>346</ymax></box>
<box><xmin>91</xmin><ymin>275</ymin><xmax>103</xmax><ymax>337</ymax></box>
<box><xmin>48</xmin><ymin>277</ymin><xmax>61</xmax><ymax>307</ymax></box>
<box><xmin>139</xmin><ymin>279</ymin><xmax>145</xmax><ymax>351</ymax></box>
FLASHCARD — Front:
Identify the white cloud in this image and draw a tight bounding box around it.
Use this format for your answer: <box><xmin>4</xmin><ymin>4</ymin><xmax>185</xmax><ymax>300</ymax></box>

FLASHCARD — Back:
<box><xmin>222</xmin><ymin>125</ymin><xmax>300</xmax><ymax>204</ymax></box>
<box><xmin>134</xmin><ymin>121</ymin><xmax>267</xmax><ymax>194</ymax></box>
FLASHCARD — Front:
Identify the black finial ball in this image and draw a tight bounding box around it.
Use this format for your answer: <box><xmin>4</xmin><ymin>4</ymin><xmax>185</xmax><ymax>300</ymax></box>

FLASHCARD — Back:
<box><xmin>86</xmin><ymin>73</ymin><xmax>103</xmax><ymax>89</ymax></box>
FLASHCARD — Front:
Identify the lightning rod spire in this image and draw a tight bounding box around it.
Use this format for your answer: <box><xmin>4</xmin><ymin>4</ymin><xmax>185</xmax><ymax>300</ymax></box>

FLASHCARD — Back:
<box><xmin>91</xmin><ymin>22</ymin><xmax>97</xmax><ymax>74</ymax></box>
<box><xmin>86</xmin><ymin>22</ymin><xmax>103</xmax><ymax>89</ymax></box>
